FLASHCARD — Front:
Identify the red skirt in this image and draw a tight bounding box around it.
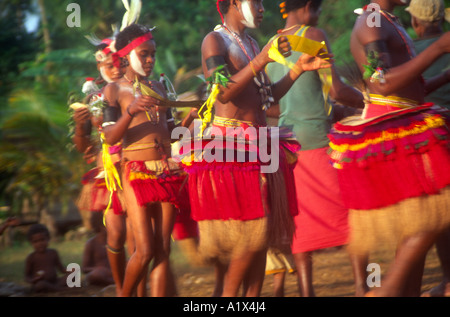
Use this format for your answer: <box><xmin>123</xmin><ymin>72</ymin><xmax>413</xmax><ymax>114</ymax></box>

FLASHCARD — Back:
<box><xmin>328</xmin><ymin>104</ymin><xmax>450</xmax><ymax>210</ymax></box>
<box><xmin>124</xmin><ymin>159</ymin><xmax>190</xmax><ymax>210</ymax></box>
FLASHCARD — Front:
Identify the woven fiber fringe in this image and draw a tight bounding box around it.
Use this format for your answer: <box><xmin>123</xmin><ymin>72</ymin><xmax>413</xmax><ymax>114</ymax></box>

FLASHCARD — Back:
<box><xmin>347</xmin><ymin>186</ymin><xmax>450</xmax><ymax>255</ymax></box>
<box><xmin>76</xmin><ymin>182</ymin><xmax>95</xmax><ymax>211</ymax></box>
<box><xmin>197</xmin><ymin>218</ymin><xmax>268</xmax><ymax>265</ymax></box>
<box><xmin>265</xmin><ymin>167</ymin><xmax>296</xmax><ymax>249</ymax></box>
<box><xmin>174</xmin><ymin>237</ymin><xmax>204</xmax><ymax>267</ymax></box>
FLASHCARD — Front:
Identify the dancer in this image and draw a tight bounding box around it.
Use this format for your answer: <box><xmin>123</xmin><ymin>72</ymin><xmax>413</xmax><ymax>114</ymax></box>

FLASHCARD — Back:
<box><xmin>406</xmin><ymin>0</ymin><xmax>450</xmax><ymax>297</ymax></box>
<box><xmin>328</xmin><ymin>0</ymin><xmax>450</xmax><ymax>296</ymax></box>
<box><xmin>71</xmin><ymin>37</ymin><xmax>133</xmax><ymax>296</ymax></box>
<box><xmin>102</xmin><ymin>23</ymin><xmax>188</xmax><ymax>297</ymax></box>
<box><xmin>266</xmin><ymin>0</ymin><xmax>368</xmax><ymax>297</ymax></box>
<box><xmin>179</xmin><ymin>0</ymin><xmax>332</xmax><ymax>297</ymax></box>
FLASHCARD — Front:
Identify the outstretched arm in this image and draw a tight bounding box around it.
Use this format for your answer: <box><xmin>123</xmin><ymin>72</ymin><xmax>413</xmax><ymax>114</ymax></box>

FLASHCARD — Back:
<box><xmin>271</xmin><ymin>52</ymin><xmax>333</xmax><ymax>102</ymax></box>
<box><xmin>201</xmin><ymin>32</ymin><xmax>292</xmax><ymax>104</ymax></box>
<box><xmin>424</xmin><ymin>69</ymin><xmax>450</xmax><ymax>96</ymax></box>
<box><xmin>354</xmin><ymin>15</ymin><xmax>450</xmax><ymax>96</ymax></box>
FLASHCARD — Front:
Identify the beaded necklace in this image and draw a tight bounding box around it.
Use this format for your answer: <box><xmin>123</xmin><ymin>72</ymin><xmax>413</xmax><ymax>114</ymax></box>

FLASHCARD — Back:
<box><xmin>221</xmin><ymin>24</ymin><xmax>274</xmax><ymax>111</ymax></box>
<box><xmin>379</xmin><ymin>10</ymin><xmax>415</xmax><ymax>58</ymax></box>
<box><xmin>124</xmin><ymin>74</ymin><xmax>160</xmax><ymax>124</ymax></box>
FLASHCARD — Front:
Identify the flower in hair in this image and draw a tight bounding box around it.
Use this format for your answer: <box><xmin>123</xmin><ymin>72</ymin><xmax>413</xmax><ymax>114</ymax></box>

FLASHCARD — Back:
<box><xmin>279</xmin><ymin>2</ymin><xmax>288</xmax><ymax>19</ymax></box>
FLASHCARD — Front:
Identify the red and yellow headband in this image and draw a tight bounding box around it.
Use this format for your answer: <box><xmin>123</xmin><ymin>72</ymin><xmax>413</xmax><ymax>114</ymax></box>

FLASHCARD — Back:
<box><xmin>112</xmin><ymin>32</ymin><xmax>153</xmax><ymax>67</ymax></box>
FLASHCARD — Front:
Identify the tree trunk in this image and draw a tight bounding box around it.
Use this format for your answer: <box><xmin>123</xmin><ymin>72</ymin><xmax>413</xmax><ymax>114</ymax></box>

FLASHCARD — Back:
<box><xmin>37</xmin><ymin>0</ymin><xmax>51</xmax><ymax>54</ymax></box>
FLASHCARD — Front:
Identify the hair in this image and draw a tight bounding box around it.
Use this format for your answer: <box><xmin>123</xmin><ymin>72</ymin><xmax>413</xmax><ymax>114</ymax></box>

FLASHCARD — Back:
<box><xmin>95</xmin><ymin>43</ymin><xmax>108</xmax><ymax>52</ymax></box>
<box><xmin>218</xmin><ymin>0</ymin><xmax>231</xmax><ymax>15</ymax></box>
<box><xmin>27</xmin><ymin>224</ymin><xmax>50</xmax><ymax>241</ymax></box>
<box><xmin>284</xmin><ymin>0</ymin><xmax>323</xmax><ymax>13</ymax></box>
<box><xmin>115</xmin><ymin>24</ymin><xmax>152</xmax><ymax>52</ymax></box>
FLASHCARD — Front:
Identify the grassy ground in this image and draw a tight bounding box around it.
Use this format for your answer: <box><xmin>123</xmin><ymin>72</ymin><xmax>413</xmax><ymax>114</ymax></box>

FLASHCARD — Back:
<box><xmin>0</xmin><ymin>233</ymin><xmax>444</xmax><ymax>297</ymax></box>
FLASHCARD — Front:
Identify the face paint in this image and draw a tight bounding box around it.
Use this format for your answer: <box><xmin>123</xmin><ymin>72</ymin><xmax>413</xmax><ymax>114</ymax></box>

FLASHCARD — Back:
<box><xmin>100</xmin><ymin>67</ymin><xmax>113</xmax><ymax>83</ymax></box>
<box><xmin>240</xmin><ymin>0</ymin><xmax>256</xmax><ymax>28</ymax></box>
<box><xmin>130</xmin><ymin>49</ymin><xmax>146</xmax><ymax>76</ymax></box>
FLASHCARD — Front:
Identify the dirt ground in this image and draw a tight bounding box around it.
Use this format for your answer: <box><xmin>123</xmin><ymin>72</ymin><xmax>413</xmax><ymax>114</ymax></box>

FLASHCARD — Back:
<box><xmin>20</xmin><ymin>244</ymin><xmax>444</xmax><ymax>298</ymax></box>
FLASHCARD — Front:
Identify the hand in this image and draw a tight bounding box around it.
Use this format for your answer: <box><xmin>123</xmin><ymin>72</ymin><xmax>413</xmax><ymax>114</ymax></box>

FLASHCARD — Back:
<box><xmin>31</xmin><ymin>271</ymin><xmax>45</xmax><ymax>283</ymax></box>
<box><xmin>261</xmin><ymin>36</ymin><xmax>292</xmax><ymax>64</ymax></box>
<box><xmin>73</xmin><ymin>107</ymin><xmax>91</xmax><ymax>124</ymax></box>
<box><xmin>276</xmin><ymin>36</ymin><xmax>292</xmax><ymax>58</ymax></box>
<box><xmin>297</xmin><ymin>52</ymin><xmax>334</xmax><ymax>72</ymax></box>
<box><xmin>127</xmin><ymin>95</ymin><xmax>161</xmax><ymax>117</ymax></box>
<box><xmin>189</xmin><ymin>108</ymin><xmax>199</xmax><ymax>118</ymax></box>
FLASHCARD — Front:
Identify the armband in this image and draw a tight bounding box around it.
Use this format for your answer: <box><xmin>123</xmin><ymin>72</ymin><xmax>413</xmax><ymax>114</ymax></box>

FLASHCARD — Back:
<box><xmin>363</xmin><ymin>40</ymin><xmax>390</xmax><ymax>83</ymax></box>
<box><xmin>205</xmin><ymin>55</ymin><xmax>227</xmax><ymax>71</ymax></box>
<box><xmin>102</xmin><ymin>106</ymin><xmax>119</xmax><ymax>128</ymax></box>
<box><xmin>364</xmin><ymin>40</ymin><xmax>388</xmax><ymax>56</ymax></box>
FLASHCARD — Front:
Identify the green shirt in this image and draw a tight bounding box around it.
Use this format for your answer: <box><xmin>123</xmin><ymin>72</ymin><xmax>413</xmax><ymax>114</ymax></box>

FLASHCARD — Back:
<box><xmin>414</xmin><ymin>36</ymin><xmax>450</xmax><ymax>109</ymax></box>
<box><xmin>266</xmin><ymin>51</ymin><xmax>332</xmax><ymax>151</ymax></box>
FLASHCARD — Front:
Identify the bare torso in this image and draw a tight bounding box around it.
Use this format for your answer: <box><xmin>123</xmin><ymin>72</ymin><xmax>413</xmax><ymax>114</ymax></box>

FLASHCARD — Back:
<box><xmin>351</xmin><ymin>11</ymin><xmax>425</xmax><ymax>103</ymax></box>
<box><xmin>202</xmin><ymin>27</ymin><xmax>268</xmax><ymax>125</ymax></box>
<box><xmin>109</xmin><ymin>78</ymin><xmax>171</xmax><ymax>161</ymax></box>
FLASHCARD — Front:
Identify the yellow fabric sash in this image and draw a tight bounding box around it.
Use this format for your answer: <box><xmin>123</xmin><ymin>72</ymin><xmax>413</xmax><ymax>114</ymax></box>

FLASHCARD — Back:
<box><xmin>197</xmin><ymin>83</ymin><xmax>220</xmax><ymax>137</ymax></box>
<box><xmin>100</xmin><ymin>132</ymin><xmax>123</xmax><ymax>225</ymax></box>
<box><xmin>134</xmin><ymin>80</ymin><xmax>204</xmax><ymax>109</ymax></box>
<box><xmin>268</xmin><ymin>26</ymin><xmax>333</xmax><ymax>116</ymax></box>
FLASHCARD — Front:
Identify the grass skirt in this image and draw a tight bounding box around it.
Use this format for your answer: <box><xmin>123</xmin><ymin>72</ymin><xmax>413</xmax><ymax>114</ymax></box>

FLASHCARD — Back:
<box><xmin>176</xmin><ymin>118</ymin><xmax>299</xmax><ymax>261</ymax></box>
<box><xmin>329</xmin><ymin>102</ymin><xmax>450</xmax><ymax>253</ymax></box>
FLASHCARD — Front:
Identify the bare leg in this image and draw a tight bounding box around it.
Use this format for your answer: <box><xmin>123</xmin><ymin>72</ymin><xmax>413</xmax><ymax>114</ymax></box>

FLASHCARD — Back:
<box><xmin>120</xmin><ymin>180</ymin><xmax>155</xmax><ymax>297</ymax></box>
<box><xmin>273</xmin><ymin>272</ymin><xmax>286</xmax><ymax>297</ymax></box>
<box><xmin>293</xmin><ymin>252</ymin><xmax>315</xmax><ymax>297</ymax></box>
<box><xmin>124</xmin><ymin>218</ymin><xmax>148</xmax><ymax>297</ymax></box>
<box><xmin>367</xmin><ymin>231</ymin><xmax>437</xmax><ymax>297</ymax></box>
<box><xmin>148</xmin><ymin>202</ymin><xmax>177</xmax><ymax>297</ymax></box>
<box><xmin>222</xmin><ymin>250</ymin><xmax>262</xmax><ymax>297</ymax></box>
<box><xmin>212</xmin><ymin>261</ymin><xmax>227</xmax><ymax>297</ymax></box>
<box><xmin>348</xmin><ymin>251</ymin><xmax>369</xmax><ymax>296</ymax></box>
<box><xmin>136</xmin><ymin>266</ymin><xmax>148</xmax><ymax>297</ymax></box>
<box><xmin>242</xmin><ymin>249</ymin><xmax>266</xmax><ymax>297</ymax></box>
<box><xmin>422</xmin><ymin>227</ymin><xmax>450</xmax><ymax>297</ymax></box>
<box><xmin>105</xmin><ymin>211</ymin><xmax>127</xmax><ymax>296</ymax></box>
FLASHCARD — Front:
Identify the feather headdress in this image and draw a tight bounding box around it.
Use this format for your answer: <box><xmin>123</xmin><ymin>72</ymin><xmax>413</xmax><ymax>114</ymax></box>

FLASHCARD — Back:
<box><xmin>120</xmin><ymin>0</ymin><xmax>142</xmax><ymax>31</ymax></box>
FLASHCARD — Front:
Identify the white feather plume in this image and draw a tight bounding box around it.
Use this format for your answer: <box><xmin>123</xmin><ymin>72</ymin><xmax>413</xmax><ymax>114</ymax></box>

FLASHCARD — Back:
<box><xmin>85</xmin><ymin>33</ymin><xmax>104</xmax><ymax>46</ymax></box>
<box><xmin>120</xmin><ymin>0</ymin><xmax>142</xmax><ymax>31</ymax></box>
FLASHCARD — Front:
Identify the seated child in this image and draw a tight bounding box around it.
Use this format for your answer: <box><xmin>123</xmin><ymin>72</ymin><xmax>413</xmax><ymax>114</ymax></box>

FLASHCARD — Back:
<box><xmin>24</xmin><ymin>224</ymin><xmax>68</xmax><ymax>293</ymax></box>
<box><xmin>82</xmin><ymin>212</ymin><xmax>115</xmax><ymax>286</ymax></box>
